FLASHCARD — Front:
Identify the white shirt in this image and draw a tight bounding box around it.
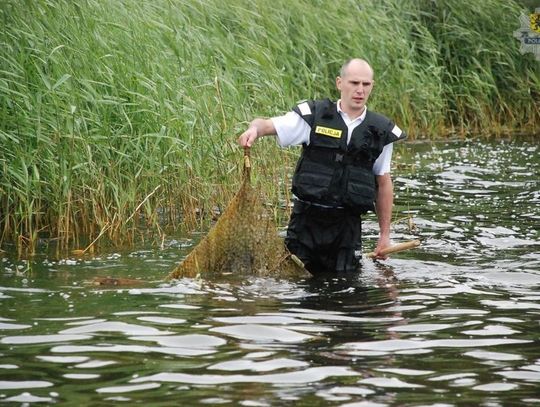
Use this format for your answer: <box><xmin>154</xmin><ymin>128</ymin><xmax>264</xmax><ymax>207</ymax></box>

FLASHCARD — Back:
<box><xmin>271</xmin><ymin>101</ymin><xmax>393</xmax><ymax>175</ymax></box>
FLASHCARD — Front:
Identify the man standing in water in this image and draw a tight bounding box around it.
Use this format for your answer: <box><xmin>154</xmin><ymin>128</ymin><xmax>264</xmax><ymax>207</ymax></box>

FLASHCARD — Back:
<box><xmin>238</xmin><ymin>58</ymin><xmax>406</xmax><ymax>274</ymax></box>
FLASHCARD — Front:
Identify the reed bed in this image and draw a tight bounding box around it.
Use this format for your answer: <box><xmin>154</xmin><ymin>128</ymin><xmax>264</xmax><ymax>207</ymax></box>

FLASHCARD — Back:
<box><xmin>0</xmin><ymin>0</ymin><xmax>538</xmax><ymax>254</ymax></box>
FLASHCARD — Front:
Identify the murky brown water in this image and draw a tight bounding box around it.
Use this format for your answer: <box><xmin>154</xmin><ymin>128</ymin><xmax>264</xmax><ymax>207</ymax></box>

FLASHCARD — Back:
<box><xmin>1</xmin><ymin>139</ymin><xmax>539</xmax><ymax>405</ymax></box>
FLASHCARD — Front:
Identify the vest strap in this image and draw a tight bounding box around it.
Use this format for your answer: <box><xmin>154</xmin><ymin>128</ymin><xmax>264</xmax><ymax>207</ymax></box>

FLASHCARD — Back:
<box><xmin>305</xmin><ymin>147</ymin><xmax>372</xmax><ymax>168</ymax></box>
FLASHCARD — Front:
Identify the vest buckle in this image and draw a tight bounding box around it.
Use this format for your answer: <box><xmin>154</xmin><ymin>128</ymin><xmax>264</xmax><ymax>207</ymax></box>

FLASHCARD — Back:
<box><xmin>334</xmin><ymin>153</ymin><xmax>344</xmax><ymax>163</ymax></box>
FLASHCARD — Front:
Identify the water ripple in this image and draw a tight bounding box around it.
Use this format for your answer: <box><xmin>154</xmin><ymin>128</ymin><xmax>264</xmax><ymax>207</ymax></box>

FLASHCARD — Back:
<box><xmin>129</xmin><ymin>333</ymin><xmax>226</xmax><ymax>348</ymax></box>
<box><xmin>388</xmin><ymin>324</ymin><xmax>452</xmax><ymax>333</ymax></box>
<box><xmin>3</xmin><ymin>392</ymin><xmax>54</xmax><ymax>403</ymax></box>
<box><xmin>59</xmin><ymin>321</ymin><xmax>171</xmax><ymax>336</ymax></box>
<box><xmin>481</xmin><ymin>299</ymin><xmax>540</xmax><ymax>310</ymax></box>
<box><xmin>209</xmin><ymin>358</ymin><xmax>308</xmax><ymax>372</ymax></box>
<box><xmin>130</xmin><ymin>366</ymin><xmax>358</xmax><ymax>384</ymax></box>
<box><xmin>51</xmin><ymin>343</ymin><xmax>220</xmax><ymax>356</ymax></box>
<box><xmin>497</xmin><ymin>369</ymin><xmax>540</xmax><ymax>382</ymax></box>
<box><xmin>96</xmin><ymin>382</ymin><xmax>161</xmax><ymax>394</ymax></box>
<box><xmin>473</xmin><ymin>382</ymin><xmax>518</xmax><ymax>391</ymax></box>
<box><xmin>0</xmin><ymin>381</ymin><xmax>53</xmax><ymax>390</ymax></box>
<box><xmin>358</xmin><ymin>377</ymin><xmax>424</xmax><ymax>388</ymax></box>
<box><xmin>0</xmin><ymin>321</ymin><xmax>32</xmax><ymax>330</ymax></box>
<box><xmin>212</xmin><ymin>315</ymin><xmax>313</xmax><ymax>325</ymax></box>
<box><xmin>375</xmin><ymin>368</ymin><xmax>434</xmax><ymax>376</ymax></box>
<box><xmin>210</xmin><ymin>324</ymin><xmax>313</xmax><ymax>343</ymax></box>
<box><xmin>461</xmin><ymin>324</ymin><xmax>520</xmax><ymax>336</ymax></box>
<box><xmin>464</xmin><ymin>350</ymin><xmax>523</xmax><ymax>361</ymax></box>
<box><xmin>1</xmin><ymin>334</ymin><xmax>91</xmax><ymax>344</ymax></box>
<box><xmin>36</xmin><ymin>356</ymin><xmax>89</xmax><ymax>364</ymax></box>
<box><xmin>338</xmin><ymin>338</ymin><xmax>531</xmax><ymax>353</ymax></box>
<box><xmin>136</xmin><ymin>316</ymin><xmax>187</xmax><ymax>325</ymax></box>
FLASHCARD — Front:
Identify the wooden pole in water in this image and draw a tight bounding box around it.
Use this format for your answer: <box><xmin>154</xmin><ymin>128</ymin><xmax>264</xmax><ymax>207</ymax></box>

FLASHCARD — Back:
<box><xmin>365</xmin><ymin>239</ymin><xmax>421</xmax><ymax>259</ymax></box>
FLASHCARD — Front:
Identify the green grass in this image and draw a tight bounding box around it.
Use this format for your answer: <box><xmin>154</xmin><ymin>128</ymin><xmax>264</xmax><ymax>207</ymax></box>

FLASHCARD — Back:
<box><xmin>0</xmin><ymin>0</ymin><xmax>538</xmax><ymax>254</ymax></box>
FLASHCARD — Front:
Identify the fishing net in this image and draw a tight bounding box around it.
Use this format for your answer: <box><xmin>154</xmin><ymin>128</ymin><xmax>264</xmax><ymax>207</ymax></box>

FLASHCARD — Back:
<box><xmin>167</xmin><ymin>151</ymin><xmax>309</xmax><ymax>280</ymax></box>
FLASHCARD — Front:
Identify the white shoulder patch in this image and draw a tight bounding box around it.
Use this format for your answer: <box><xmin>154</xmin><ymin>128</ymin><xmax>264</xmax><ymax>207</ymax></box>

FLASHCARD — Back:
<box><xmin>391</xmin><ymin>124</ymin><xmax>402</xmax><ymax>138</ymax></box>
<box><xmin>297</xmin><ymin>102</ymin><xmax>311</xmax><ymax>116</ymax></box>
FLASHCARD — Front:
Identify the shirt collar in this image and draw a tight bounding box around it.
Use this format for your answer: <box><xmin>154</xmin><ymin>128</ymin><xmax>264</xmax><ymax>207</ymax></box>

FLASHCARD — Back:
<box><xmin>337</xmin><ymin>99</ymin><xmax>368</xmax><ymax>124</ymax></box>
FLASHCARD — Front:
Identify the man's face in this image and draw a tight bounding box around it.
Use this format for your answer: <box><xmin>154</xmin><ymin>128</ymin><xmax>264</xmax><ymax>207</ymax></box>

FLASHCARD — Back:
<box><xmin>336</xmin><ymin>62</ymin><xmax>374</xmax><ymax>116</ymax></box>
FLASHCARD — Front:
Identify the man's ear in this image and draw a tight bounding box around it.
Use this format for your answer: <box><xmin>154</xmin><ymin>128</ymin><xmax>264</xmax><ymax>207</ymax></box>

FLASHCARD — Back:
<box><xmin>336</xmin><ymin>76</ymin><xmax>342</xmax><ymax>91</ymax></box>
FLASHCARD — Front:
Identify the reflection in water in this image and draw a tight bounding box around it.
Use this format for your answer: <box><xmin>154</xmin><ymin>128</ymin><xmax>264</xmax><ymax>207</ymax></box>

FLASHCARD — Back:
<box><xmin>0</xmin><ymin>140</ymin><xmax>539</xmax><ymax>405</ymax></box>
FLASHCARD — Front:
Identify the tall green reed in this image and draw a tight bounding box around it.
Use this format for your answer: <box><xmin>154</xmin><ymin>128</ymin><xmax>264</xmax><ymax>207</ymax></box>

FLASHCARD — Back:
<box><xmin>0</xmin><ymin>0</ymin><xmax>538</xmax><ymax>254</ymax></box>
<box><xmin>411</xmin><ymin>0</ymin><xmax>539</xmax><ymax>134</ymax></box>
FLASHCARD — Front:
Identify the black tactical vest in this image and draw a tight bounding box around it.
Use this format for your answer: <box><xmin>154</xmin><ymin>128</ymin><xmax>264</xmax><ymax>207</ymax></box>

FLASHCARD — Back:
<box><xmin>291</xmin><ymin>99</ymin><xmax>406</xmax><ymax>213</ymax></box>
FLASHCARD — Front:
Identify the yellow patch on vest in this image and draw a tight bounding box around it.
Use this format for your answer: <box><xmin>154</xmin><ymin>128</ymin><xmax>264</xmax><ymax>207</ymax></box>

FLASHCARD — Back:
<box><xmin>315</xmin><ymin>126</ymin><xmax>342</xmax><ymax>138</ymax></box>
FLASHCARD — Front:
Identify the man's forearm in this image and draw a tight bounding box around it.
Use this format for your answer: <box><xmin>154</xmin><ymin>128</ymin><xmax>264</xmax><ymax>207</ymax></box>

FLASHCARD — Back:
<box><xmin>375</xmin><ymin>173</ymin><xmax>393</xmax><ymax>240</ymax></box>
<box><xmin>249</xmin><ymin>118</ymin><xmax>276</xmax><ymax>137</ymax></box>
<box><xmin>238</xmin><ymin>118</ymin><xmax>276</xmax><ymax>147</ymax></box>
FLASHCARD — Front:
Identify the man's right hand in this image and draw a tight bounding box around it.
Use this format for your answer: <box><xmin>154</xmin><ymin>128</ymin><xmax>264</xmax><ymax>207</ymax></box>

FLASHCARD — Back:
<box><xmin>237</xmin><ymin>118</ymin><xmax>276</xmax><ymax>148</ymax></box>
<box><xmin>238</xmin><ymin>126</ymin><xmax>258</xmax><ymax>148</ymax></box>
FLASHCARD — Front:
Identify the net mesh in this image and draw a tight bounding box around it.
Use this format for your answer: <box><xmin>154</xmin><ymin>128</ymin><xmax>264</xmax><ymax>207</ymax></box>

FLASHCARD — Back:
<box><xmin>167</xmin><ymin>151</ymin><xmax>309</xmax><ymax>280</ymax></box>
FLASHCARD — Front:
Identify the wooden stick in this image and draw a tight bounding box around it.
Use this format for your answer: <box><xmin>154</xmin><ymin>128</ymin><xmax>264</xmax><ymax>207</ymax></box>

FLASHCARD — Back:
<box><xmin>365</xmin><ymin>239</ymin><xmax>421</xmax><ymax>259</ymax></box>
<box><xmin>243</xmin><ymin>148</ymin><xmax>251</xmax><ymax>180</ymax></box>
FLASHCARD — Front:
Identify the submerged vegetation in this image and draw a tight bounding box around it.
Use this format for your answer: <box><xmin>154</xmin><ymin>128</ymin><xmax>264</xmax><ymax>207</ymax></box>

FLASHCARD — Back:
<box><xmin>0</xmin><ymin>0</ymin><xmax>539</xmax><ymax>254</ymax></box>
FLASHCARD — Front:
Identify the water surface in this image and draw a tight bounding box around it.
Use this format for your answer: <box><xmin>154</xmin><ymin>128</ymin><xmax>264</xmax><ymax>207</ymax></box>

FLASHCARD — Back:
<box><xmin>1</xmin><ymin>139</ymin><xmax>539</xmax><ymax>405</ymax></box>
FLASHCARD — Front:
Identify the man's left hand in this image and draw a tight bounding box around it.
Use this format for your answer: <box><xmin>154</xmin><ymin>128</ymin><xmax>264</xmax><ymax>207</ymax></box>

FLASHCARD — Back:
<box><xmin>373</xmin><ymin>236</ymin><xmax>391</xmax><ymax>260</ymax></box>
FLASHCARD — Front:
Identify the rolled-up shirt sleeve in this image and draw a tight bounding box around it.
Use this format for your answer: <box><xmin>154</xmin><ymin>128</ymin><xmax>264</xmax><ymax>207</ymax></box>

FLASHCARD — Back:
<box><xmin>271</xmin><ymin>112</ymin><xmax>310</xmax><ymax>147</ymax></box>
<box><xmin>372</xmin><ymin>143</ymin><xmax>393</xmax><ymax>175</ymax></box>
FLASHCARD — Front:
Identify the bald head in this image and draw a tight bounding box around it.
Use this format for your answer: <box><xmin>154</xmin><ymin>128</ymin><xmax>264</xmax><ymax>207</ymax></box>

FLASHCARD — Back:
<box><xmin>339</xmin><ymin>58</ymin><xmax>374</xmax><ymax>80</ymax></box>
<box><xmin>336</xmin><ymin>58</ymin><xmax>375</xmax><ymax>119</ymax></box>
